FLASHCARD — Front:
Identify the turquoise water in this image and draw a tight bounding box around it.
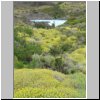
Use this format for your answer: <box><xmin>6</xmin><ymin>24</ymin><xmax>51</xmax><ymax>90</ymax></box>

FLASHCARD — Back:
<box><xmin>30</xmin><ymin>20</ymin><xmax>67</xmax><ymax>27</ymax></box>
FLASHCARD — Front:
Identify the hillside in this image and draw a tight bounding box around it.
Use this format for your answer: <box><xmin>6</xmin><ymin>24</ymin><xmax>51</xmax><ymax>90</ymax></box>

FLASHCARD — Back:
<box><xmin>14</xmin><ymin>1</ymin><xmax>86</xmax><ymax>98</ymax></box>
<box><xmin>14</xmin><ymin>69</ymin><xmax>86</xmax><ymax>98</ymax></box>
<box><xmin>14</xmin><ymin>1</ymin><xmax>86</xmax><ymax>26</ymax></box>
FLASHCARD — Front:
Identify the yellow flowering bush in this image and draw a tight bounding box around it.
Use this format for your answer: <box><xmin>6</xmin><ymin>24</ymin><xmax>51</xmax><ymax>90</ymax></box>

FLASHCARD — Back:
<box><xmin>14</xmin><ymin>69</ymin><xmax>86</xmax><ymax>98</ymax></box>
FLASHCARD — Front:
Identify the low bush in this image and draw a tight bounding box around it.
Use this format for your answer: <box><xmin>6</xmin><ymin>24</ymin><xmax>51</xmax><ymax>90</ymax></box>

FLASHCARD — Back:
<box><xmin>30</xmin><ymin>54</ymin><xmax>42</xmax><ymax>68</ymax></box>
<box><xmin>41</xmin><ymin>55</ymin><xmax>55</xmax><ymax>69</ymax></box>
<box><xmin>69</xmin><ymin>47</ymin><xmax>86</xmax><ymax>64</ymax></box>
<box><xmin>14</xmin><ymin>56</ymin><xmax>24</xmax><ymax>68</ymax></box>
<box><xmin>14</xmin><ymin>69</ymin><xmax>86</xmax><ymax>98</ymax></box>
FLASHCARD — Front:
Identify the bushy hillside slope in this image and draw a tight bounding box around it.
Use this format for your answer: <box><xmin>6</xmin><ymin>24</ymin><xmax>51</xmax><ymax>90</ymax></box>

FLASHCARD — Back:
<box><xmin>14</xmin><ymin>69</ymin><xmax>86</xmax><ymax>98</ymax></box>
<box><xmin>14</xmin><ymin>25</ymin><xmax>86</xmax><ymax>74</ymax></box>
<box><xmin>14</xmin><ymin>1</ymin><xmax>86</xmax><ymax>26</ymax></box>
<box><xmin>14</xmin><ymin>1</ymin><xmax>86</xmax><ymax>98</ymax></box>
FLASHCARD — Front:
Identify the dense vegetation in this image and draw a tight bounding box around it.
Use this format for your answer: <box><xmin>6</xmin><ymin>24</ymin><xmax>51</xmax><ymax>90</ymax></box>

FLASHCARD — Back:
<box><xmin>14</xmin><ymin>1</ymin><xmax>86</xmax><ymax>98</ymax></box>
<box><xmin>14</xmin><ymin>69</ymin><xmax>86</xmax><ymax>98</ymax></box>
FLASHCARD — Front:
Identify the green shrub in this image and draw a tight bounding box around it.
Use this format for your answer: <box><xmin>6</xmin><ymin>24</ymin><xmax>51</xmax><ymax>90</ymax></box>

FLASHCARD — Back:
<box><xmin>14</xmin><ymin>56</ymin><xmax>24</xmax><ymax>68</ymax></box>
<box><xmin>50</xmin><ymin>45</ymin><xmax>62</xmax><ymax>56</ymax></box>
<box><xmin>55</xmin><ymin>57</ymin><xmax>63</xmax><ymax>71</ymax></box>
<box><xmin>61</xmin><ymin>55</ymin><xmax>78</xmax><ymax>74</ymax></box>
<box><xmin>14</xmin><ymin>25</ymin><xmax>33</xmax><ymax>36</ymax></box>
<box><xmin>41</xmin><ymin>55</ymin><xmax>55</xmax><ymax>69</ymax></box>
<box><xmin>30</xmin><ymin>54</ymin><xmax>42</xmax><ymax>68</ymax></box>
<box><xmin>69</xmin><ymin>47</ymin><xmax>86</xmax><ymax>73</ymax></box>
<box><xmin>69</xmin><ymin>47</ymin><xmax>86</xmax><ymax>64</ymax></box>
<box><xmin>69</xmin><ymin>73</ymin><xmax>86</xmax><ymax>90</ymax></box>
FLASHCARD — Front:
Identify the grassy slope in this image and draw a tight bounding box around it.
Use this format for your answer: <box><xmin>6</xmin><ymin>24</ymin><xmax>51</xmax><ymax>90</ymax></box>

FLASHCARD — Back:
<box><xmin>14</xmin><ymin>69</ymin><xmax>86</xmax><ymax>98</ymax></box>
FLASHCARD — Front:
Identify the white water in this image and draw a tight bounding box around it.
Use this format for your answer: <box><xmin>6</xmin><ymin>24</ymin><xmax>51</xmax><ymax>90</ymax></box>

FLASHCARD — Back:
<box><xmin>30</xmin><ymin>20</ymin><xmax>67</xmax><ymax>27</ymax></box>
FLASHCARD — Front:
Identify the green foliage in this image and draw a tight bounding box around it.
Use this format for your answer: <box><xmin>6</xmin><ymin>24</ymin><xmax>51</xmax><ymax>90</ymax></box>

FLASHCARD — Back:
<box><xmin>67</xmin><ymin>17</ymin><xmax>86</xmax><ymax>25</ymax></box>
<box><xmin>14</xmin><ymin>69</ymin><xmax>86</xmax><ymax>98</ymax></box>
<box><xmin>41</xmin><ymin>55</ymin><xmax>55</xmax><ymax>68</ymax></box>
<box><xmin>14</xmin><ymin>26</ymin><xmax>42</xmax><ymax>64</ymax></box>
<box><xmin>14</xmin><ymin>25</ymin><xmax>33</xmax><ymax>36</ymax></box>
<box><xmin>69</xmin><ymin>47</ymin><xmax>86</xmax><ymax>64</ymax></box>
<box><xmin>14</xmin><ymin>87</ymin><xmax>80</xmax><ymax>98</ymax></box>
<box><xmin>14</xmin><ymin>2</ymin><xmax>86</xmax><ymax>98</ymax></box>
<box><xmin>14</xmin><ymin>24</ymin><xmax>86</xmax><ymax>74</ymax></box>
<box><xmin>30</xmin><ymin>54</ymin><xmax>42</xmax><ymax>68</ymax></box>
<box><xmin>14</xmin><ymin>56</ymin><xmax>24</xmax><ymax>68</ymax></box>
<box><xmin>51</xmin><ymin>4</ymin><xmax>64</xmax><ymax>18</ymax></box>
<box><xmin>14</xmin><ymin>42</ymin><xmax>42</xmax><ymax>63</ymax></box>
<box><xmin>55</xmin><ymin>57</ymin><xmax>63</xmax><ymax>72</ymax></box>
<box><xmin>61</xmin><ymin>36</ymin><xmax>77</xmax><ymax>52</ymax></box>
<box><xmin>69</xmin><ymin>47</ymin><xmax>86</xmax><ymax>73</ymax></box>
<box><xmin>50</xmin><ymin>45</ymin><xmax>62</xmax><ymax>56</ymax></box>
<box><xmin>62</xmin><ymin>57</ymin><xmax>77</xmax><ymax>74</ymax></box>
<box><xmin>38</xmin><ymin>4</ymin><xmax>64</xmax><ymax>19</ymax></box>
